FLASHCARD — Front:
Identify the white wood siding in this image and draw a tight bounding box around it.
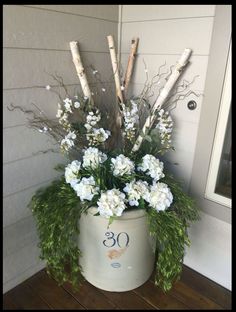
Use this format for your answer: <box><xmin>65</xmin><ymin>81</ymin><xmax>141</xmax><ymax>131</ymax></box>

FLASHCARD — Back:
<box><xmin>3</xmin><ymin>4</ymin><xmax>118</xmax><ymax>293</ymax></box>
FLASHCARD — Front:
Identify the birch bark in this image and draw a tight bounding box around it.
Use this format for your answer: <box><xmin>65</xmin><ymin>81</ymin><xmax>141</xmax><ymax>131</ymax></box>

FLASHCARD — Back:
<box><xmin>132</xmin><ymin>48</ymin><xmax>192</xmax><ymax>152</ymax></box>
<box><xmin>70</xmin><ymin>41</ymin><xmax>93</xmax><ymax>101</ymax></box>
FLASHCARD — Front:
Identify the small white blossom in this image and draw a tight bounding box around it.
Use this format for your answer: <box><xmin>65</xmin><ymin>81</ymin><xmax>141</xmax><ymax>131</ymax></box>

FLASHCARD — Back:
<box><xmin>121</xmin><ymin>85</ymin><xmax>125</xmax><ymax>91</ymax></box>
<box><xmin>60</xmin><ymin>131</ymin><xmax>76</xmax><ymax>151</ymax></box>
<box><xmin>97</xmin><ymin>189</ymin><xmax>126</xmax><ymax>218</ymax></box>
<box><xmin>122</xmin><ymin>100</ymin><xmax>139</xmax><ymax>140</ymax></box>
<box><xmin>145</xmin><ymin>182</ymin><xmax>173</xmax><ymax>211</ymax></box>
<box><xmin>123</xmin><ymin>180</ymin><xmax>149</xmax><ymax>206</ymax></box>
<box><xmin>137</xmin><ymin>154</ymin><xmax>165</xmax><ymax>181</ymax></box>
<box><xmin>73</xmin><ymin>176</ymin><xmax>99</xmax><ymax>201</ymax></box>
<box><xmin>93</xmin><ymin>70</ymin><xmax>98</xmax><ymax>75</ymax></box>
<box><xmin>82</xmin><ymin>147</ymin><xmax>107</xmax><ymax>169</ymax></box>
<box><xmin>87</xmin><ymin>128</ymin><xmax>111</xmax><ymax>146</ymax></box>
<box><xmin>45</xmin><ymin>85</ymin><xmax>51</xmax><ymax>90</ymax></box>
<box><xmin>156</xmin><ymin>109</ymin><xmax>173</xmax><ymax>148</ymax></box>
<box><xmin>56</xmin><ymin>109</ymin><xmax>63</xmax><ymax>118</ymax></box>
<box><xmin>111</xmin><ymin>154</ymin><xmax>135</xmax><ymax>177</ymax></box>
<box><xmin>63</xmin><ymin>98</ymin><xmax>73</xmax><ymax>113</ymax></box>
<box><xmin>65</xmin><ymin>160</ymin><xmax>81</xmax><ymax>186</ymax></box>
<box><xmin>101</xmin><ymin>88</ymin><xmax>106</xmax><ymax>92</ymax></box>
<box><xmin>74</xmin><ymin>101</ymin><xmax>81</xmax><ymax>108</ymax></box>
<box><xmin>84</xmin><ymin>110</ymin><xmax>101</xmax><ymax>132</ymax></box>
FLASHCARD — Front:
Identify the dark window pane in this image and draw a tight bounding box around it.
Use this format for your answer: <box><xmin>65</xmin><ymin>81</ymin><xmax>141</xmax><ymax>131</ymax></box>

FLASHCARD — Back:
<box><xmin>215</xmin><ymin>105</ymin><xmax>231</xmax><ymax>198</ymax></box>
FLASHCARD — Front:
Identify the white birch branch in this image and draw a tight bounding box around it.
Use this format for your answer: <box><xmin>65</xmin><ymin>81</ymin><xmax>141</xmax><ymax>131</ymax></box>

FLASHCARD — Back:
<box><xmin>132</xmin><ymin>48</ymin><xmax>192</xmax><ymax>153</ymax></box>
<box><xmin>107</xmin><ymin>35</ymin><xmax>124</xmax><ymax>104</ymax></box>
<box><xmin>70</xmin><ymin>41</ymin><xmax>92</xmax><ymax>100</ymax></box>
<box><xmin>124</xmin><ymin>37</ymin><xmax>139</xmax><ymax>95</ymax></box>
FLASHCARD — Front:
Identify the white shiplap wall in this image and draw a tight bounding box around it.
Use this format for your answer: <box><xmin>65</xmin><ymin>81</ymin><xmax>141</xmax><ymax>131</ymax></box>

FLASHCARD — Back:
<box><xmin>119</xmin><ymin>5</ymin><xmax>231</xmax><ymax>290</ymax></box>
<box><xmin>120</xmin><ymin>5</ymin><xmax>215</xmax><ymax>191</ymax></box>
<box><xmin>3</xmin><ymin>4</ymin><xmax>118</xmax><ymax>293</ymax></box>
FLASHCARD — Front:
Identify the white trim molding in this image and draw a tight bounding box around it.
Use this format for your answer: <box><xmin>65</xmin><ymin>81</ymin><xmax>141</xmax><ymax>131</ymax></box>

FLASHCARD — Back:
<box><xmin>205</xmin><ymin>43</ymin><xmax>231</xmax><ymax>208</ymax></box>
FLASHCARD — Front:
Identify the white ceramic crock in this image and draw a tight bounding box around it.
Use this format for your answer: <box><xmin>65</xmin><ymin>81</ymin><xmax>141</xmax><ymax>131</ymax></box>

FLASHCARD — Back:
<box><xmin>78</xmin><ymin>207</ymin><xmax>156</xmax><ymax>292</ymax></box>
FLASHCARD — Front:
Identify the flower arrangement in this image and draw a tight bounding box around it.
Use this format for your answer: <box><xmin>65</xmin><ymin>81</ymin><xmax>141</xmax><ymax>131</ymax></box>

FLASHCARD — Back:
<box><xmin>11</xmin><ymin>35</ymin><xmax>200</xmax><ymax>292</ymax></box>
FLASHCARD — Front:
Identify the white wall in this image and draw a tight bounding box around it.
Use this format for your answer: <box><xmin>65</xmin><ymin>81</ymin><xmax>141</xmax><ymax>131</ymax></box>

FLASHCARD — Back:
<box><xmin>184</xmin><ymin>211</ymin><xmax>231</xmax><ymax>290</ymax></box>
<box><xmin>119</xmin><ymin>4</ymin><xmax>215</xmax><ymax>192</ymax></box>
<box><xmin>3</xmin><ymin>4</ymin><xmax>119</xmax><ymax>293</ymax></box>
<box><xmin>119</xmin><ymin>5</ymin><xmax>231</xmax><ymax>290</ymax></box>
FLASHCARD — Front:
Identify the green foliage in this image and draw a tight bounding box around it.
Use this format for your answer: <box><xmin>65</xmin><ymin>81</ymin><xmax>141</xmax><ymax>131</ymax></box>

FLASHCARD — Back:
<box><xmin>29</xmin><ymin>178</ymin><xmax>84</xmax><ymax>290</ymax></box>
<box><xmin>162</xmin><ymin>173</ymin><xmax>200</xmax><ymax>226</ymax></box>
<box><xmin>147</xmin><ymin>176</ymin><xmax>199</xmax><ymax>292</ymax></box>
<box><xmin>30</xmin><ymin>163</ymin><xmax>199</xmax><ymax>293</ymax></box>
<box><xmin>147</xmin><ymin>209</ymin><xmax>190</xmax><ymax>292</ymax></box>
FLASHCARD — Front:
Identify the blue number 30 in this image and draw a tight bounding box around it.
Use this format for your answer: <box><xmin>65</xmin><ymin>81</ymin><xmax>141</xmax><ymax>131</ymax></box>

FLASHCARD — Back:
<box><xmin>103</xmin><ymin>231</ymin><xmax>129</xmax><ymax>248</ymax></box>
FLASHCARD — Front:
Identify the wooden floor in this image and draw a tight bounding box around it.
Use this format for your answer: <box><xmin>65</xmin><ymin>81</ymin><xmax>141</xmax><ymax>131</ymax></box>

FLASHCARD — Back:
<box><xmin>3</xmin><ymin>265</ymin><xmax>231</xmax><ymax>310</ymax></box>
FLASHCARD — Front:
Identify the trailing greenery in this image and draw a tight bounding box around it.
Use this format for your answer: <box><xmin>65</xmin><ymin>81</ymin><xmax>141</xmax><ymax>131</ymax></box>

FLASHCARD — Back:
<box><xmin>29</xmin><ymin>169</ymin><xmax>199</xmax><ymax>293</ymax></box>
<box><xmin>29</xmin><ymin>178</ymin><xmax>85</xmax><ymax>290</ymax></box>
<box><xmin>147</xmin><ymin>176</ymin><xmax>200</xmax><ymax>292</ymax></box>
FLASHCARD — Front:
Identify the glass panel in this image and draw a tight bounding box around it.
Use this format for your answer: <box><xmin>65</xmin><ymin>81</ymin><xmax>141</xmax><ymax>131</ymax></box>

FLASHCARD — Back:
<box><xmin>215</xmin><ymin>104</ymin><xmax>231</xmax><ymax>198</ymax></box>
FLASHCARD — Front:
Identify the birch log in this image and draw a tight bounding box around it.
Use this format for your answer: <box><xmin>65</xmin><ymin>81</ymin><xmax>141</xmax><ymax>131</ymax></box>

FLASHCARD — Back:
<box><xmin>124</xmin><ymin>38</ymin><xmax>139</xmax><ymax>94</ymax></box>
<box><xmin>132</xmin><ymin>48</ymin><xmax>192</xmax><ymax>153</ymax></box>
<box><xmin>70</xmin><ymin>41</ymin><xmax>92</xmax><ymax>100</ymax></box>
<box><xmin>107</xmin><ymin>35</ymin><xmax>124</xmax><ymax>104</ymax></box>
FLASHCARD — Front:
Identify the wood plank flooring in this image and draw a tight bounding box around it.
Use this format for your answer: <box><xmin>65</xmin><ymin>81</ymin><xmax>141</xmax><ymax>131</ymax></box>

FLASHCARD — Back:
<box><xmin>3</xmin><ymin>265</ymin><xmax>231</xmax><ymax>310</ymax></box>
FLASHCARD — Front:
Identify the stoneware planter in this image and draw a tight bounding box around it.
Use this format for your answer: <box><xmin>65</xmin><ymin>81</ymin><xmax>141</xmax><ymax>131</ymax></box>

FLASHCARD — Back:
<box><xmin>78</xmin><ymin>207</ymin><xmax>156</xmax><ymax>292</ymax></box>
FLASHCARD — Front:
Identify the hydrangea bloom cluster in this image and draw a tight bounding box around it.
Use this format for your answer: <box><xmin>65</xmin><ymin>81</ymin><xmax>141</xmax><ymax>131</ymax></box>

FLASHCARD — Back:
<box><xmin>156</xmin><ymin>109</ymin><xmax>173</xmax><ymax>148</ymax></box>
<box><xmin>122</xmin><ymin>100</ymin><xmax>139</xmax><ymax>140</ymax></box>
<box><xmin>64</xmin><ymin>150</ymin><xmax>173</xmax><ymax>216</ymax></box>
<box><xmin>73</xmin><ymin>176</ymin><xmax>99</xmax><ymax>201</ymax></box>
<box><xmin>82</xmin><ymin>147</ymin><xmax>107</xmax><ymax>169</ymax></box>
<box><xmin>65</xmin><ymin>160</ymin><xmax>81</xmax><ymax>187</ymax></box>
<box><xmin>145</xmin><ymin>182</ymin><xmax>173</xmax><ymax>211</ymax></box>
<box><xmin>97</xmin><ymin>189</ymin><xmax>126</xmax><ymax>218</ymax></box>
<box><xmin>137</xmin><ymin>154</ymin><xmax>165</xmax><ymax>181</ymax></box>
<box><xmin>111</xmin><ymin>154</ymin><xmax>135</xmax><ymax>176</ymax></box>
<box><xmin>123</xmin><ymin>180</ymin><xmax>149</xmax><ymax>206</ymax></box>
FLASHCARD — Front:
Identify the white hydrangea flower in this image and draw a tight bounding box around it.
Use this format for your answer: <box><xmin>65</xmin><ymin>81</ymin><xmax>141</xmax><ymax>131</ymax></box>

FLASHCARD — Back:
<box><xmin>145</xmin><ymin>182</ymin><xmax>173</xmax><ymax>211</ymax></box>
<box><xmin>97</xmin><ymin>189</ymin><xmax>126</xmax><ymax>218</ymax></box>
<box><xmin>111</xmin><ymin>154</ymin><xmax>135</xmax><ymax>177</ymax></box>
<box><xmin>65</xmin><ymin>160</ymin><xmax>81</xmax><ymax>186</ymax></box>
<box><xmin>73</xmin><ymin>176</ymin><xmax>99</xmax><ymax>201</ymax></box>
<box><xmin>137</xmin><ymin>154</ymin><xmax>165</xmax><ymax>181</ymax></box>
<box><xmin>123</xmin><ymin>180</ymin><xmax>149</xmax><ymax>206</ymax></box>
<box><xmin>82</xmin><ymin>147</ymin><xmax>107</xmax><ymax>169</ymax></box>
